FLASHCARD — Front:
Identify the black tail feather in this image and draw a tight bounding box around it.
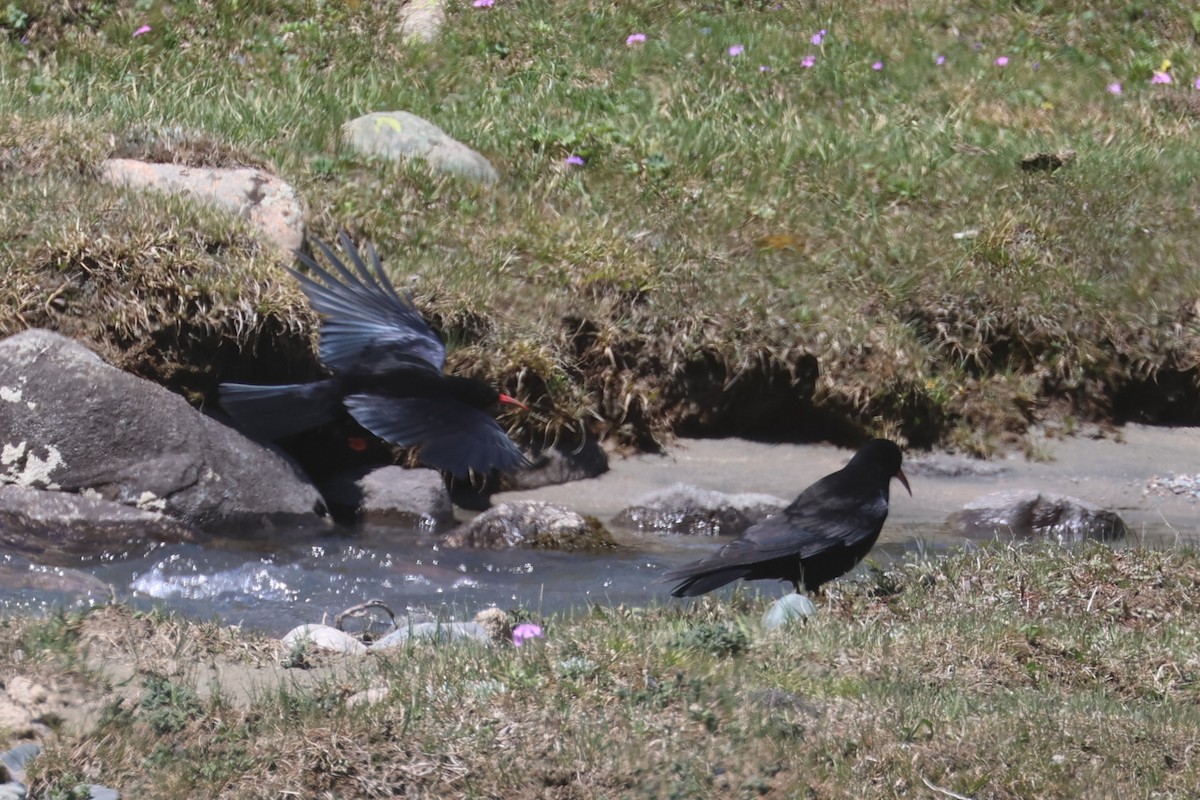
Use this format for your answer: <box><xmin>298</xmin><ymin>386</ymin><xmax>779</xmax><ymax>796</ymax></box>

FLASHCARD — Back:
<box><xmin>665</xmin><ymin>566</ymin><xmax>753</xmax><ymax>598</ymax></box>
<box><xmin>219</xmin><ymin>380</ymin><xmax>341</xmax><ymax>441</ymax></box>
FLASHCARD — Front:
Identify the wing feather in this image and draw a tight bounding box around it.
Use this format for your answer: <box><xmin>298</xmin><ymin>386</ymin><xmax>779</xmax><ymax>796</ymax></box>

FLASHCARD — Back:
<box><xmin>343</xmin><ymin>394</ymin><xmax>526</xmax><ymax>478</ymax></box>
<box><xmin>291</xmin><ymin>237</ymin><xmax>446</xmax><ymax>372</ymax></box>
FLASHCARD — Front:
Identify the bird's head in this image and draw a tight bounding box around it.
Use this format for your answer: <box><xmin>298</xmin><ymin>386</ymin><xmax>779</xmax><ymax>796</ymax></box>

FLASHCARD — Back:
<box><xmin>853</xmin><ymin>438</ymin><xmax>912</xmax><ymax>496</ymax></box>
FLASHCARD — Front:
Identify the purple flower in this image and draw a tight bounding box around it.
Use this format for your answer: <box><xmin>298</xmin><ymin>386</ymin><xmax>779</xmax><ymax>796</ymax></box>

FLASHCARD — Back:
<box><xmin>1151</xmin><ymin>71</ymin><xmax>1172</xmax><ymax>85</ymax></box>
<box><xmin>472</xmin><ymin>0</ymin><xmax>494</xmax><ymax>7</ymax></box>
<box><xmin>1107</xmin><ymin>82</ymin><xmax>1122</xmax><ymax>95</ymax></box>
<box><xmin>935</xmin><ymin>55</ymin><xmax>946</xmax><ymax>66</ymax></box>
<box><xmin>759</xmin><ymin>65</ymin><xmax>771</xmax><ymax>72</ymax></box>
<box><xmin>133</xmin><ymin>24</ymin><xmax>152</xmax><ymax>37</ymax></box>
<box><xmin>994</xmin><ymin>56</ymin><xmax>1009</xmax><ymax>67</ymax></box>
<box><xmin>811</xmin><ymin>30</ymin><xmax>825</xmax><ymax>46</ymax></box>
<box><xmin>872</xmin><ymin>61</ymin><xmax>883</xmax><ymax>71</ymax></box>
<box><xmin>512</xmin><ymin>623</ymin><xmax>544</xmax><ymax>647</ymax></box>
<box><xmin>565</xmin><ymin>154</ymin><xmax>585</xmax><ymax>166</ymax></box>
<box><xmin>1194</xmin><ymin>77</ymin><xmax>1200</xmax><ymax>90</ymax></box>
<box><xmin>728</xmin><ymin>44</ymin><xmax>744</xmax><ymax>57</ymax></box>
<box><xmin>626</xmin><ymin>33</ymin><xmax>646</xmax><ymax>46</ymax></box>
<box><xmin>800</xmin><ymin>54</ymin><xmax>815</xmax><ymax>68</ymax></box>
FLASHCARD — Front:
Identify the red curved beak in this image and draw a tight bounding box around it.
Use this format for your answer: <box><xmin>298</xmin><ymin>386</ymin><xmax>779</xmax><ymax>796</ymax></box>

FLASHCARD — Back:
<box><xmin>498</xmin><ymin>393</ymin><xmax>529</xmax><ymax>411</ymax></box>
<box><xmin>895</xmin><ymin>467</ymin><xmax>912</xmax><ymax>496</ymax></box>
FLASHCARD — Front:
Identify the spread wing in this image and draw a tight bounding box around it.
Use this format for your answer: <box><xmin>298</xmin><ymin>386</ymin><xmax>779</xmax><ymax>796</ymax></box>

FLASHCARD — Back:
<box><xmin>343</xmin><ymin>394</ymin><xmax>527</xmax><ymax>478</ymax></box>
<box><xmin>291</xmin><ymin>233</ymin><xmax>446</xmax><ymax>373</ymax></box>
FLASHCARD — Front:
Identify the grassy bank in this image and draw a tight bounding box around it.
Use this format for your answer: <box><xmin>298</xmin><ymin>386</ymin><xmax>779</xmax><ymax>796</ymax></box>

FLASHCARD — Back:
<box><xmin>3</xmin><ymin>1</ymin><xmax>1200</xmax><ymax>453</ymax></box>
<box><xmin>5</xmin><ymin>542</ymin><xmax>1199</xmax><ymax>798</ymax></box>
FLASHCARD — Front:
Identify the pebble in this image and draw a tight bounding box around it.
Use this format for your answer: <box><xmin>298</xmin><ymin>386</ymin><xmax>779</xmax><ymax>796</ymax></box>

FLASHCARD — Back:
<box><xmin>762</xmin><ymin>594</ymin><xmax>816</xmax><ymax>629</ymax></box>
<box><xmin>370</xmin><ymin>621</ymin><xmax>489</xmax><ymax>650</ymax></box>
<box><xmin>1145</xmin><ymin>474</ymin><xmax>1200</xmax><ymax>502</ymax></box>
<box><xmin>280</xmin><ymin>625</ymin><xmax>369</xmax><ymax>656</ymax></box>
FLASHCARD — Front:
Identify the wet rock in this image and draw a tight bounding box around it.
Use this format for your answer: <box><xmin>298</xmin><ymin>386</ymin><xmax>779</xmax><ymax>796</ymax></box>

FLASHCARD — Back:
<box><xmin>0</xmin><ymin>485</ymin><xmax>198</xmax><ymax>565</ymax></box>
<box><xmin>370</xmin><ymin>621</ymin><xmax>489</xmax><ymax>650</ymax></box>
<box><xmin>99</xmin><ymin>159</ymin><xmax>304</xmax><ymax>261</ymax></box>
<box><xmin>440</xmin><ymin>501</ymin><xmax>616</xmax><ymax>551</ymax></box>
<box><xmin>343</xmin><ymin>111</ymin><xmax>499</xmax><ymax>183</ymax></box>
<box><xmin>0</xmin><ymin>330</ymin><xmax>327</xmax><ymax>531</ymax></box>
<box><xmin>320</xmin><ymin>466</ymin><xmax>453</xmax><ymax>529</ymax></box>
<box><xmin>396</xmin><ymin>0</ymin><xmax>444</xmax><ymax>42</ymax></box>
<box><xmin>949</xmin><ymin>490</ymin><xmax>1129</xmax><ymax>543</ymax></box>
<box><xmin>508</xmin><ymin>439</ymin><xmax>610</xmax><ymax>490</ymax></box>
<box><xmin>612</xmin><ymin>483</ymin><xmax>786</xmax><ymax>536</ymax></box>
<box><xmin>0</xmin><ymin>557</ymin><xmax>109</xmax><ymax>596</ymax></box>
<box><xmin>280</xmin><ymin>624</ymin><xmax>368</xmax><ymax>656</ymax></box>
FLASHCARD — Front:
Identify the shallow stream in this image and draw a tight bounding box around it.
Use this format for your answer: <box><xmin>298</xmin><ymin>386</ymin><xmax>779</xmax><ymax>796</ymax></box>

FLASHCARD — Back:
<box><xmin>2</xmin><ymin>426</ymin><xmax>1198</xmax><ymax>634</ymax></box>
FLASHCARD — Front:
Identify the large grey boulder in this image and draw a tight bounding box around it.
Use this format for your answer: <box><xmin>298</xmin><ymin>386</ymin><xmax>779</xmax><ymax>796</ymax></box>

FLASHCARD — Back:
<box><xmin>0</xmin><ymin>329</ymin><xmax>326</xmax><ymax>530</ymax></box>
<box><xmin>613</xmin><ymin>483</ymin><xmax>786</xmax><ymax>536</ymax></box>
<box><xmin>949</xmin><ymin>490</ymin><xmax>1128</xmax><ymax>543</ymax></box>
<box><xmin>343</xmin><ymin>111</ymin><xmax>499</xmax><ymax>183</ymax></box>
<box><xmin>0</xmin><ymin>485</ymin><xmax>198</xmax><ymax>564</ymax></box>
<box><xmin>99</xmin><ymin>158</ymin><xmax>305</xmax><ymax>261</ymax></box>
<box><xmin>441</xmin><ymin>501</ymin><xmax>615</xmax><ymax>551</ymax></box>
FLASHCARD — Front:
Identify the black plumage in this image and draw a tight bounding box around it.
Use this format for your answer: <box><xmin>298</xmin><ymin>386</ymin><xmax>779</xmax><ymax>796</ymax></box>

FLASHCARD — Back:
<box><xmin>665</xmin><ymin>439</ymin><xmax>911</xmax><ymax>597</ymax></box>
<box><xmin>220</xmin><ymin>234</ymin><xmax>528</xmax><ymax>479</ymax></box>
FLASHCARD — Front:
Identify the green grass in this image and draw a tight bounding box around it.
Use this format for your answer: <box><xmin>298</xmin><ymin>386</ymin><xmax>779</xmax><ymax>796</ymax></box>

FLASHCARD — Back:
<box><xmin>3</xmin><ymin>0</ymin><xmax>1200</xmax><ymax>454</ymax></box>
<box><xmin>7</xmin><ymin>543</ymin><xmax>1200</xmax><ymax>798</ymax></box>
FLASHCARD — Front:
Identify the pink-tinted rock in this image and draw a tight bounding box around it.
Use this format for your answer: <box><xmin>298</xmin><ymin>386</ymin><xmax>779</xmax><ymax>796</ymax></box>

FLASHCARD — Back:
<box><xmin>99</xmin><ymin>158</ymin><xmax>305</xmax><ymax>260</ymax></box>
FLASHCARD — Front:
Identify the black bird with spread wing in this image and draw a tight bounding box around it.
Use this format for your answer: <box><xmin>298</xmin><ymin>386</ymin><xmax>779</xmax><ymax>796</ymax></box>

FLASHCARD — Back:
<box><xmin>220</xmin><ymin>234</ymin><xmax>528</xmax><ymax>479</ymax></box>
<box><xmin>665</xmin><ymin>439</ymin><xmax>911</xmax><ymax>597</ymax></box>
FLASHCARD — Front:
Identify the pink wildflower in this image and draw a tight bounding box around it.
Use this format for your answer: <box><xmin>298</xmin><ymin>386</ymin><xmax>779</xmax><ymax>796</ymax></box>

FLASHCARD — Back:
<box><xmin>513</xmin><ymin>623</ymin><xmax>544</xmax><ymax>647</ymax></box>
